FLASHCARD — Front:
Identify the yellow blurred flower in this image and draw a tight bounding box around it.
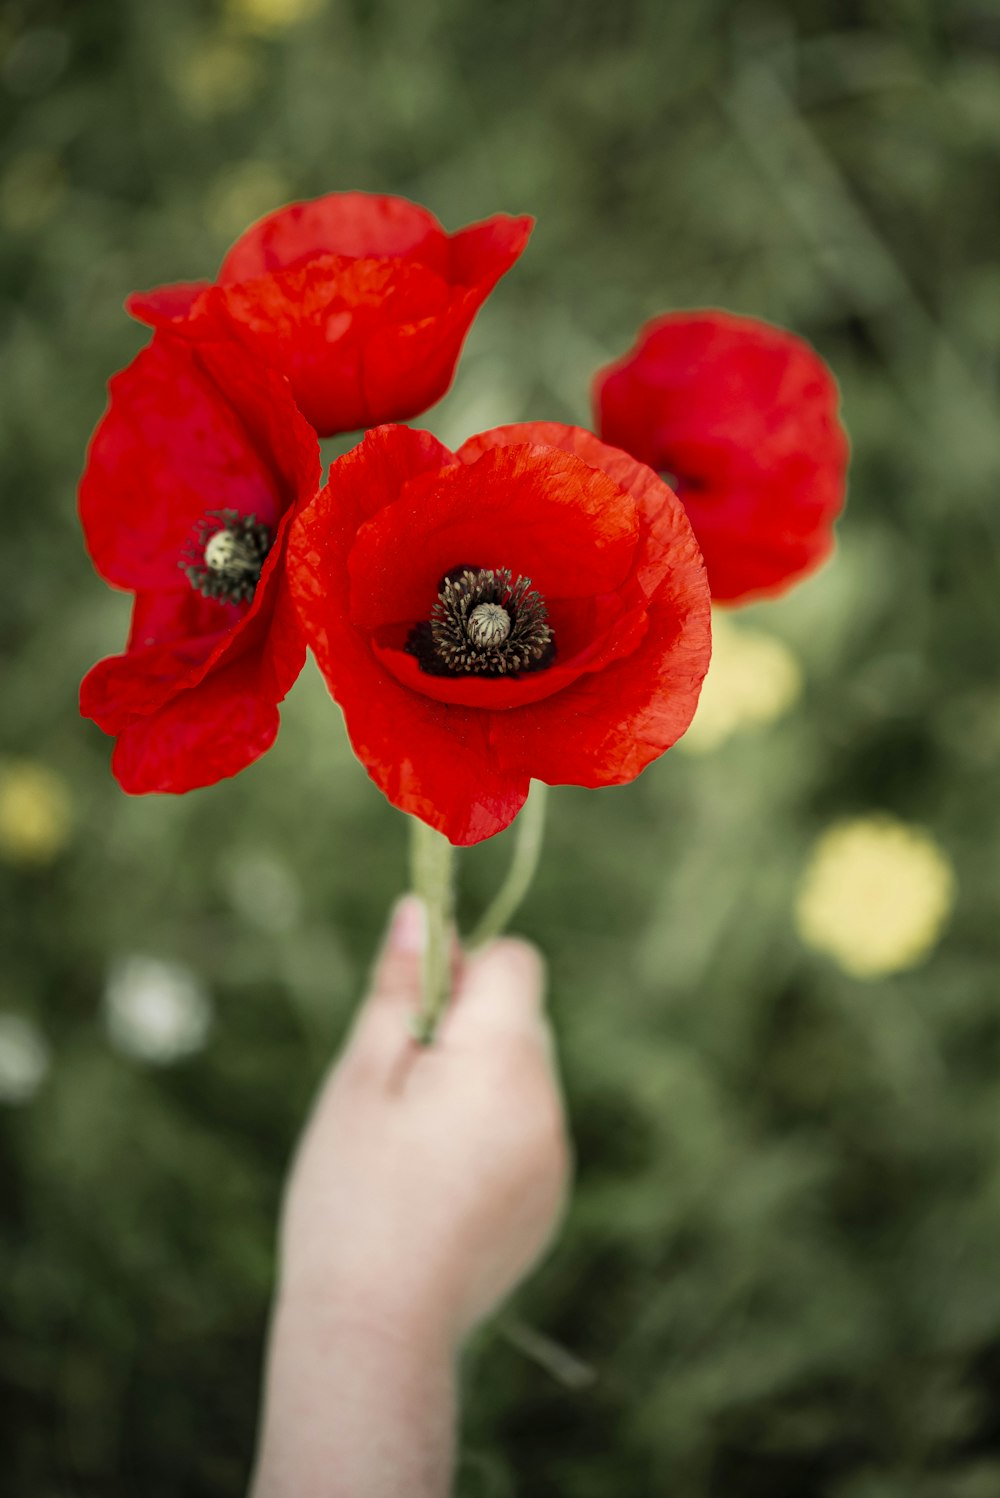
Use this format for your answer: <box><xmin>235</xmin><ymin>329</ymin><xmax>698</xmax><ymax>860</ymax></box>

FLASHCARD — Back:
<box><xmin>0</xmin><ymin>761</ymin><xmax>73</xmax><ymax>866</ymax></box>
<box><xmin>170</xmin><ymin>39</ymin><xmax>260</xmax><ymax>118</ymax></box>
<box><xmin>681</xmin><ymin>613</ymin><xmax>802</xmax><ymax>754</ymax></box>
<box><xmin>225</xmin><ymin>0</ymin><xmax>324</xmax><ymax>38</ymax></box>
<box><xmin>206</xmin><ymin>160</ymin><xmax>290</xmax><ymax>238</ymax></box>
<box><xmin>0</xmin><ymin>149</ymin><xmax>65</xmax><ymax>233</ymax></box>
<box><xmin>795</xmin><ymin>816</ymin><xmax>956</xmax><ymax>978</ymax></box>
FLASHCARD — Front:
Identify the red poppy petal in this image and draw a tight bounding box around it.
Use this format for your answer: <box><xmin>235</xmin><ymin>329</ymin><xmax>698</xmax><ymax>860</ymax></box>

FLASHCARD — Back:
<box><xmin>457</xmin><ymin>419</ymin><xmax>658</xmax><ymax>495</ymax></box>
<box><xmin>288</xmin><ymin>425</ymin><xmax>459</xmax><ymax>644</ymax></box>
<box><xmin>131</xmin><ymin>203</ymin><xmax>532</xmax><ymax>438</ymax></box>
<box><xmin>218</xmin><ymin>192</ymin><xmax>449</xmax><ymax>283</ymax></box>
<box><xmin>81</xmin><ymin>509</ymin><xmax>306</xmax><ymax>732</ymax></box>
<box><xmin>288</xmin><ymin>426</ymin><xmax>529</xmax><ymax>844</ymax></box>
<box><xmin>126</xmin><ymin>281</ymin><xmax>211</xmax><ymax>327</ymax></box>
<box><xmin>320</xmin><ymin>423</ymin><xmax>456</xmax><ymax>532</ymax></box>
<box><xmin>346</xmin><ymin>217</ymin><xmax>530</xmax><ymax>426</ymax></box>
<box><xmin>594</xmin><ymin>310</ymin><xmax>849</xmax><ymax>602</ymax></box>
<box><xmin>349</xmin><ymin>290</ymin><xmax>481</xmax><ymax>430</ymax></box>
<box><xmin>207</xmin><ymin>256</ymin><xmax>453</xmax><ymax>433</ymax></box>
<box><xmin>81</xmin><ymin>591</ymin><xmax>231</xmax><ymax>735</ymax></box>
<box><xmin>492</xmin><ymin>493</ymin><xmax>710</xmax><ymax>787</ymax></box>
<box><xmin>684</xmin><ymin>479</ymin><xmax>840</xmax><ymax>601</ymax></box>
<box><xmin>177</xmin><ymin>507</ymin><xmax>308</xmax><ymax>698</ymax></box>
<box><xmin>346</xmin><ymin>227</ymin><xmax>531</xmax><ymax>427</ymax></box>
<box><xmin>344</xmin><ymin>684</ymin><xmax>529</xmax><ymax>845</ymax></box>
<box><xmin>82</xmin><ymin>642</ymin><xmax>206</xmax><ymax>737</ymax></box>
<box><xmin>127</xmin><ymin>588</ymin><xmax>237</xmax><ymax>650</ymax></box>
<box><xmin>455</xmin><ymin>422</ymin><xmax>712</xmax><ymax>784</ymax></box>
<box><xmin>347</xmin><ymin>443</ymin><xmax>639</xmax><ymax>631</ymax></box>
<box><xmin>457</xmin><ymin>422</ymin><xmax>678</xmax><ymax>589</ymax></box>
<box><xmin>448</xmin><ymin>214</ymin><xmax>535</xmax><ymax>288</ymax></box>
<box><xmin>109</xmin><ymin>656</ymin><xmax>283</xmax><ymax>795</ymax></box>
<box><xmin>79</xmin><ymin>336</ymin><xmax>319</xmax><ymax>593</ymax></box>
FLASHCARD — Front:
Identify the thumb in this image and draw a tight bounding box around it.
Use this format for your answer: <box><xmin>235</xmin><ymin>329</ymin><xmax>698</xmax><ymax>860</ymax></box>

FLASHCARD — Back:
<box><xmin>366</xmin><ymin>895</ymin><xmax>427</xmax><ymax>1007</ymax></box>
<box><xmin>342</xmin><ymin>896</ymin><xmax>430</xmax><ymax>1064</ymax></box>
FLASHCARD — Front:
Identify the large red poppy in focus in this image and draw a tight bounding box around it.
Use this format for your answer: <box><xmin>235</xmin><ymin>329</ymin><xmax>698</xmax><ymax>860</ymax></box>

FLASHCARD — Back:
<box><xmin>287</xmin><ymin>422</ymin><xmax>712</xmax><ymax>845</ymax></box>
<box><xmin>594</xmin><ymin>310</ymin><xmax>849</xmax><ymax>603</ymax></box>
<box><xmin>79</xmin><ymin>336</ymin><xmax>321</xmax><ymax>793</ymax></box>
<box><xmin>127</xmin><ymin>192</ymin><xmax>533</xmax><ymax>438</ymax></box>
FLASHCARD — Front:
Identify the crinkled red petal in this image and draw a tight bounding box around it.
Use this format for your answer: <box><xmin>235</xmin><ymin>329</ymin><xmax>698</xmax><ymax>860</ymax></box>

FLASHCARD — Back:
<box><xmin>346</xmin><ymin>443</ymin><xmax>639</xmax><ymax>631</ymax></box>
<box><xmin>126</xmin><ymin>281</ymin><xmax>210</xmax><ymax>327</ymax></box>
<box><xmin>79</xmin><ymin>336</ymin><xmax>318</xmax><ymax>593</ymax></box>
<box><xmin>110</xmin><ymin>655</ymin><xmax>282</xmax><ymax>795</ymax></box>
<box><xmin>454</xmin><ymin>424</ymin><xmax>712</xmax><ymax>786</ymax></box>
<box><xmin>288</xmin><ymin>426</ymin><xmax>530</xmax><ymax>844</ymax></box>
<box><xmin>206</xmin><ymin>255</ymin><xmax>454</xmax><ymax>433</ymax></box>
<box><xmin>81</xmin><ymin>509</ymin><xmax>306</xmax><ymax>737</ymax></box>
<box><xmin>218</xmin><ymin>192</ymin><xmax>450</xmax><ymax>282</ymax></box>
<box><xmin>81</xmin><ymin>591</ymin><xmax>232</xmax><ymax>735</ymax></box>
<box><xmin>448</xmin><ymin>215</ymin><xmax>534</xmax><ymax>290</ymax></box>
<box><xmin>594</xmin><ymin>310</ymin><xmax>849</xmax><ymax>603</ymax></box>
<box><xmin>126</xmin><ymin>198</ymin><xmax>533</xmax><ymax>437</ymax></box>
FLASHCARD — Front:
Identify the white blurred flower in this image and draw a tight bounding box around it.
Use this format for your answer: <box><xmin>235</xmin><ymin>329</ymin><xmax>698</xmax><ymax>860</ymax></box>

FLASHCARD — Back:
<box><xmin>681</xmin><ymin>614</ymin><xmax>803</xmax><ymax>754</ymax></box>
<box><xmin>225</xmin><ymin>850</ymin><xmax>302</xmax><ymax>934</ymax></box>
<box><xmin>795</xmin><ymin>816</ymin><xmax>956</xmax><ymax>979</ymax></box>
<box><xmin>0</xmin><ymin>1014</ymin><xmax>51</xmax><ymax>1105</ymax></box>
<box><xmin>104</xmin><ymin>957</ymin><xmax>212</xmax><ymax>1065</ymax></box>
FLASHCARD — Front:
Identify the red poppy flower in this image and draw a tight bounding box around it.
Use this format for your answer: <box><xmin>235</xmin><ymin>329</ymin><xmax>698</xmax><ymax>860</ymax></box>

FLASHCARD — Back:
<box><xmin>594</xmin><ymin>310</ymin><xmax>849</xmax><ymax>603</ymax></box>
<box><xmin>79</xmin><ymin>336</ymin><xmax>321</xmax><ymax>793</ymax></box>
<box><xmin>287</xmin><ymin>422</ymin><xmax>711</xmax><ymax>845</ymax></box>
<box><xmin>126</xmin><ymin>193</ymin><xmax>533</xmax><ymax>438</ymax></box>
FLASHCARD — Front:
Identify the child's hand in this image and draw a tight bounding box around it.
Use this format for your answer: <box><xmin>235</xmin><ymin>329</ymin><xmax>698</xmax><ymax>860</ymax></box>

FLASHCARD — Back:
<box><xmin>251</xmin><ymin>898</ymin><xmax>571</xmax><ymax>1498</ymax></box>
<box><xmin>279</xmin><ymin>896</ymin><xmax>571</xmax><ymax>1341</ymax></box>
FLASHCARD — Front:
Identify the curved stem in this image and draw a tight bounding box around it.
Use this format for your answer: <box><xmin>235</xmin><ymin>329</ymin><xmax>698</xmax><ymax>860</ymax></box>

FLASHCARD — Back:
<box><xmin>465</xmin><ymin>781</ymin><xmax>549</xmax><ymax>951</ymax></box>
<box><xmin>409</xmin><ymin>817</ymin><xmax>456</xmax><ymax>1045</ymax></box>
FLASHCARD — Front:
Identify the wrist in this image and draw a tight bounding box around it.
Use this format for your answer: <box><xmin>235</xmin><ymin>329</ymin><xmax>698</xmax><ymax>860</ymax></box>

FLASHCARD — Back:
<box><xmin>252</xmin><ymin>1291</ymin><xmax>458</xmax><ymax>1498</ymax></box>
<box><xmin>276</xmin><ymin>1227</ymin><xmax>470</xmax><ymax>1352</ymax></box>
<box><xmin>271</xmin><ymin>1282</ymin><xmax>458</xmax><ymax>1366</ymax></box>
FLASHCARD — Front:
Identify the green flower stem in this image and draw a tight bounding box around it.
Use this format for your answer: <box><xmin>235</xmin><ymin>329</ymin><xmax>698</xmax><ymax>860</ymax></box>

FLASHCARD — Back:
<box><xmin>466</xmin><ymin>781</ymin><xmax>549</xmax><ymax>951</ymax></box>
<box><xmin>409</xmin><ymin>816</ymin><xmax>456</xmax><ymax>1045</ymax></box>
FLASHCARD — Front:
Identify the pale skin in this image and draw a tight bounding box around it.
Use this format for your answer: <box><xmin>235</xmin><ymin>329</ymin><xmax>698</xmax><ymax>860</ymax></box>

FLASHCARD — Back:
<box><xmin>249</xmin><ymin>896</ymin><xmax>572</xmax><ymax>1498</ymax></box>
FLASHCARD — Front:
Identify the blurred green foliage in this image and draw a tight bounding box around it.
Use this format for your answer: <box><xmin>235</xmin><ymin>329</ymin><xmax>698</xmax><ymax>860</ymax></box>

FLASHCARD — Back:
<box><xmin>2</xmin><ymin>0</ymin><xmax>1000</xmax><ymax>1494</ymax></box>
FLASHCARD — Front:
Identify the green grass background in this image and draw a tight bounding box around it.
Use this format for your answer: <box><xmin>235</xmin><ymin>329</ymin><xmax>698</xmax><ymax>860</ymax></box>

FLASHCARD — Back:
<box><xmin>3</xmin><ymin>0</ymin><xmax>1000</xmax><ymax>1493</ymax></box>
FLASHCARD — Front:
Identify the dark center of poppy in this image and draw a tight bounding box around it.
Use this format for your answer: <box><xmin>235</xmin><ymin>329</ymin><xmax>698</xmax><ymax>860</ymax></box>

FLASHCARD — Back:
<box><xmin>181</xmin><ymin>510</ymin><xmax>272</xmax><ymax>605</ymax></box>
<box><xmin>406</xmin><ymin>566</ymin><xmax>555</xmax><ymax>677</ymax></box>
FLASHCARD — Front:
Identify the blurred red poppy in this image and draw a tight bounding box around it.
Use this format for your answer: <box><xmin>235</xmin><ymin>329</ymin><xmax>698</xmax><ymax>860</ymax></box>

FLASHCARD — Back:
<box><xmin>79</xmin><ymin>337</ymin><xmax>321</xmax><ymax>793</ymax></box>
<box><xmin>288</xmin><ymin>422</ymin><xmax>711</xmax><ymax>845</ymax></box>
<box><xmin>127</xmin><ymin>193</ymin><xmax>533</xmax><ymax>437</ymax></box>
<box><xmin>594</xmin><ymin>310</ymin><xmax>849</xmax><ymax>602</ymax></box>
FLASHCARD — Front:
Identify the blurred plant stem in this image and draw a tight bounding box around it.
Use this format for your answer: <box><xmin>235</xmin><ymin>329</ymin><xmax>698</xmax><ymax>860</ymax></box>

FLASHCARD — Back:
<box><xmin>408</xmin><ymin>816</ymin><xmax>455</xmax><ymax>1044</ymax></box>
<box><xmin>498</xmin><ymin>1315</ymin><xmax>597</xmax><ymax>1390</ymax></box>
<box><xmin>466</xmin><ymin>781</ymin><xmax>548</xmax><ymax>951</ymax></box>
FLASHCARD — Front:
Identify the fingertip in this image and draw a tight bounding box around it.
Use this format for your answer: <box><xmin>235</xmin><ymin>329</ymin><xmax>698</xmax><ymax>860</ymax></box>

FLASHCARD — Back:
<box><xmin>458</xmin><ymin>936</ymin><xmax>547</xmax><ymax>1021</ymax></box>
<box><xmin>368</xmin><ymin>895</ymin><xmax>427</xmax><ymax>1003</ymax></box>
<box><xmin>387</xmin><ymin>894</ymin><xmax>428</xmax><ymax>957</ymax></box>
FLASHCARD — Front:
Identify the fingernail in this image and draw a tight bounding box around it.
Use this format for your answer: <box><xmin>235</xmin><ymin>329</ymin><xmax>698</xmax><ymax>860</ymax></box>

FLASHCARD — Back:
<box><xmin>388</xmin><ymin>895</ymin><xmax>427</xmax><ymax>955</ymax></box>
